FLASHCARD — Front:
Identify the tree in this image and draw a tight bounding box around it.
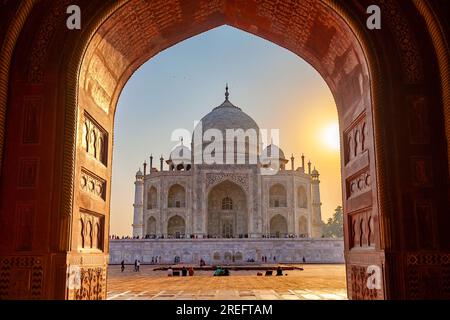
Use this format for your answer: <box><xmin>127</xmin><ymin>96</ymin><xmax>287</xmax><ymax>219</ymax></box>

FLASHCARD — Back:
<box><xmin>322</xmin><ymin>206</ymin><xmax>343</xmax><ymax>238</ymax></box>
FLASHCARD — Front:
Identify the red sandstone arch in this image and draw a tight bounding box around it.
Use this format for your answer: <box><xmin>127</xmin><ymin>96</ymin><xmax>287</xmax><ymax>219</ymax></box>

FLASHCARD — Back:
<box><xmin>73</xmin><ymin>0</ymin><xmax>380</xmax><ymax>300</ymax></box>
<box><xmin>0</xmin><ymin>0</ymin><xmax>449</xmax><ymax>300</ymax></box>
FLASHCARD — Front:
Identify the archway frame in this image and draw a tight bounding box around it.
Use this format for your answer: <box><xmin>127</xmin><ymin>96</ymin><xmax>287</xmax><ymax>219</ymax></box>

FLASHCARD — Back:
<box><xmin>22</xmin><ymin>0</ymin><xmax>419</xmax><ymax>300</ymax></box>
<box><xmin>206</xmin><ymin>179</ymin><xmax>249</xmax><ymax>238</ymax></box>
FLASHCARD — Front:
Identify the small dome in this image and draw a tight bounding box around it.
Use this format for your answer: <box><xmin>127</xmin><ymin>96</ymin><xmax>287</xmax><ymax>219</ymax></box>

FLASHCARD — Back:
<box><xmin>262</xmin><ymin>144</ymin><xmax>286</xmax><ymax>160</ymax></box>
<box><xmin>169</xmin><ymin>143</ymin><xmax>191</xmax><ymax>165</ymax></box>
<box><xmin>135</xmin><ymin>168</ymin><xmax>143</xmax><ymax>177</ymax></box>
<box><xmin>312</xmin><ymin>167</ymin><xmax>319</xmax><ymax>175</ymax></box>
<box><xmin>260</xmin><ymin>144</ymin><xmax>289</xmax><ymax>170</ymax></box>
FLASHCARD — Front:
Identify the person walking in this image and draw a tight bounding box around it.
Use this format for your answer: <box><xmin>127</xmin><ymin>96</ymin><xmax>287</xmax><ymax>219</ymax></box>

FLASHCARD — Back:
<box><xmin>121</xmin><ymin>260</ymin><xmax>125</xmax><ymax>272</ymax></box>
<box><xmin>134</xmin><ymin>259</ymin><xmax>138</xmax><ymax>272</ymax></box>
<box><xmin>136</xmin><ymin>260</ymin><xmax>141</xmax><ymax>272</ymax></box>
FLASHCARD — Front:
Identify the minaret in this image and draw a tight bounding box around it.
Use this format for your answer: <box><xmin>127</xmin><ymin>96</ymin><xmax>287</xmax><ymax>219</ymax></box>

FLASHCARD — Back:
<box><xmin>160</xmin><ymin>155</ymin><xmax>164</xmax><ymax>171</ymax></box>
<box><xmin>291</xmin><ymin>154</ymin><xmax>295</xmax><ymax>171</ymax></box>
<box><xmin>301</xmin><ymin>154</ymin><xmax>305</xmax><ymax>173</ymax></box>
<box><xmin>143</xmin><ymin>160</ymin><xmax>147</xmax><ymax>176</ymax></box>
<box><xmin>149</xmin><ymin>154</ymin><xmax>153</xmax><ymax>173</ymax></box>
<box><xmin>310</xmin><ymin>167</ymin><xmax>323</xmax><ymax>238</ymax></box>
<box><xmin>307</xmin><ymin>160</ymin><xmax>311</xmax><ymax>174</ymax></box>
<box><xmin>132</xmin><ymin>168</ymin><xmax>144</xmax><ymax>238</ymax></box>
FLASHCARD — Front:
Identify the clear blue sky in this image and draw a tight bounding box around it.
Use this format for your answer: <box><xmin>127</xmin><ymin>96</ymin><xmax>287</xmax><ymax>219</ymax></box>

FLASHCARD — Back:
<box><xmin>110</xmin><ymin>25</ymin><xmax>341</xmax><ymax>236</ymax></box>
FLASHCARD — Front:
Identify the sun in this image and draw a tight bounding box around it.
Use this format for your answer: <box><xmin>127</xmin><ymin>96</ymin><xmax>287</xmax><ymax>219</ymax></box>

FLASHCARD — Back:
<box><xmin>321</xmin><ymin>122</ymin><xmax>340</xmax><ymax>151</ymax></box>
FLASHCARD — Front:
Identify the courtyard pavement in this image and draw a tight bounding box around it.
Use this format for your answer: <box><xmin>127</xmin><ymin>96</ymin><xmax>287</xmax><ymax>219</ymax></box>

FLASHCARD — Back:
<box><xmin>107</xmin><ymin>264</ymin><xmax>347</xmax><ymax>300</ymax></box>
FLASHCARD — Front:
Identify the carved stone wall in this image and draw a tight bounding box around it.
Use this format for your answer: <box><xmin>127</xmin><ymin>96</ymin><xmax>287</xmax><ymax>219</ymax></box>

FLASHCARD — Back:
<box><xmin>0</xmin><ymin>256</ymin><xmax>44</xmax><ymax>299</ymax></box>
<box><xmin>406</xmin><ymin>253</ymin><xmax>450</xmax><ymax>299</ymax></box>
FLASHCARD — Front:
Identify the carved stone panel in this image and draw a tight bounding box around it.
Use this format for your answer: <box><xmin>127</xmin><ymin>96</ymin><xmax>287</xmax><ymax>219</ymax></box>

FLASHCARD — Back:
<box><xmin>85</xmin><ymin>54</ymin><xmax>116</xmax><ymax>114</ymax></box>
<box><xmin>79</xmin><ymin>210</ymin><xmax>105</xmax><ymax>252</ymax></box>
<box><xmin>348</xmin><ymin>209</ymin><xmax>375</xmax><ymax>249</ymax></box>
<box><xmin>81</xmin><ymin>112</ymin><xmax>108</xmax><ymax>166</ymax></box>
<box><xmin>410</xmin><ymin>157</ymin><xmax>433</xmax><ymax>187</ymax></box>
<box><xmin>414</xmin><ymin>201</ymin><xmax>436</xmax><ymax>250</ymax></box>
<box><xmin>73</xmin><ymin>267</ymin><xmax>106</xmax><ymax>300</ymax></box>
<box><xmin>80</xmin><ymin>168</ymin><xmax>106</xmax><ymax>201</ymax></box>
<box><xmin>346</xmin><ymin>168</ymin><xmax>371</xmax><ymax>199</ymax></box>
<box><xmin>344</xmin><ymin>113</ymin><xmax>368</xmax><ymax>165</ymax></box>
<box><xmin>349</xmin><ymin>265</ymin><xmax>382</xmax><ymax>300</ymax></box>
<box><xmin>408</xmin><ymin>96</ymin><xmax>429</xmax><ymax>144</ymax></box>
<box><xmin>15</xmin><ymin>202</ymin><xmax>35</xmax><ymax>251</ymax></box>
<box><xmin>17</xmin><ymin>158</ymin><xmax>39</xmax><ymax>188</ymax></box>
<box><xmin>22</xmin><ymin>97</ymin><xmax>42</xmax><ymax>144</ymax></box>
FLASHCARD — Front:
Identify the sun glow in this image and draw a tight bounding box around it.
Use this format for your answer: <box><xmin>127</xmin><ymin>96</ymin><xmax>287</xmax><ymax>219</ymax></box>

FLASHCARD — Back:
<box><xmin>321</xmin><ymin>122</ymin><xmax>340</xmax><ymax>151</ymax></box>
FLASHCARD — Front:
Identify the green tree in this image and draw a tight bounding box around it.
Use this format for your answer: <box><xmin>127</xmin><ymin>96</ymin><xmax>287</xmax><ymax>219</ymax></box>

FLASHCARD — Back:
<box><xmin>322</xmin><ymin>206</ymin><xmax>343</xmax><ymax>238</ymax></box>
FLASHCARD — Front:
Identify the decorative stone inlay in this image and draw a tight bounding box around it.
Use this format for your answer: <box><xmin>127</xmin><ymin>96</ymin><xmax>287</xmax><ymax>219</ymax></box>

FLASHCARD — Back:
<box><xmin>73</xmin><ymin>267</ymin><xmax>106</xmax><ymax>300</ymax></box>
<box><xmin>378</xmin><ymin>0</ymin><xmax>423</xmax><ymax>83</ymax></box>
<box><xmin>0</xmin><ymin>256</ymin><xmax>44</xmax><ymax>299</ymax></box>
<box><xmin>206</xmin><ymin>172</ymin><xmax>249</xmax><ymax>192</ymax></box>
<box><xmin>407</xmin><ymin>253</ymin><xmax>450</xmax><ymax>266</ymax></box>
<box><xmin>27</xmin><ymin>0</ymin><xmax>71</xmax><ymax>83</ymax></box>
<box><xmin>406</xmin><ymin>253</ymin><xmax>450</xmax><ymax>299</ymax></box>
<box><xmin>349</xmin><ymin>265</ymin><xmax>381</xmax><ymax>300</ymax></box>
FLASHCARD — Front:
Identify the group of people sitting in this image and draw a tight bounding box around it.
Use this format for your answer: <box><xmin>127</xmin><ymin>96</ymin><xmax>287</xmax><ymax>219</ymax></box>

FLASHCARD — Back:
<box><xmin>167</xmin><ymin>266</ymin><xmax>194</xmax><ymax>277</ymax></box>
<box><xmin>261</xmin><ymin>234</ymin><xmax>309</xmax><ymax>238</ymax></box>
<box><xmin>213</xmin><ymin>266</ymin><xmax>230</xmax><ymax>276</ymax></box>
<box><xmin>257</xmin><ymin>266</ymin><xmax>285</xmax><ymax>276</ymax></box>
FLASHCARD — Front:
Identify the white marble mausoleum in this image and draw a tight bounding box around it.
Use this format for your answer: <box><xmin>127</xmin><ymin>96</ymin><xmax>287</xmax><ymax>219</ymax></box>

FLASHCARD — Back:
<box><xmin>110</xmin><ymin>87</ymin><xmax>344</xmax><ymax>264</ymax></box>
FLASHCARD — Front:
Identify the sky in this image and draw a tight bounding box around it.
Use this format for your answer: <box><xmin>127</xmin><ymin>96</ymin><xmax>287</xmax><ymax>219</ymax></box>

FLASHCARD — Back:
<box><xmin>110</xmin><ymin>25</ymin><xmax>341</xmax><ymax>237</ymax></box>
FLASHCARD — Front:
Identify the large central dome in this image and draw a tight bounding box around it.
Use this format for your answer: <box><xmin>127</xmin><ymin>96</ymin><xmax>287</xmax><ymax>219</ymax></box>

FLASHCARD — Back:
<box><xmin>192</xmin><ymin>86</ymin><xmax>260</xmax><ymax>165</ymax></box>
<box><xmin>198</xmin><ymin>86</ymin><xmax>259</xmax><ymax>135</ymax></box>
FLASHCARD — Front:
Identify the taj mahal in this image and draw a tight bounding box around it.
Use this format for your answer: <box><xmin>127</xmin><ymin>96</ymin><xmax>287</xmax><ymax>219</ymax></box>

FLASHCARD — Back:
<box><xmin>109</xmin><ymin>87</ymin><xmax>344</xmax><ymax>264</ymax></box>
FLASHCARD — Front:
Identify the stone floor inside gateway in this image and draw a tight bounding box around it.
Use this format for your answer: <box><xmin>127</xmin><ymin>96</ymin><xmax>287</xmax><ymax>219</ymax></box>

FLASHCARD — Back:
<box><xmin>107</xmin><ymin>264</ymin><xmax>347</xmax><ymax>300</ymax></box>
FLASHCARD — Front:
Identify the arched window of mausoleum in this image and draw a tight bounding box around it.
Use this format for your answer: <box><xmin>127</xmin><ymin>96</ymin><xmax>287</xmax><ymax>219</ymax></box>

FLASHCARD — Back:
<box><xmin>269</xmin><ymin>183</ymin><xmax>287</xmax><ymax>208</ymax></box>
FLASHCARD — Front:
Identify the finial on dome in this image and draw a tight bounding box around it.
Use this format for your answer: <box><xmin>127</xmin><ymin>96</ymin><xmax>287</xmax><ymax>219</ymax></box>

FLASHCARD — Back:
<box><xmin>180</xmin><ymin>136</ymin><xmax>184</xmax><ymax>145</ymax></box>
<box><xmin>225</xmin><ymin>83</ymin><xmax>229</xmax><ymax>100</ymax></box>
